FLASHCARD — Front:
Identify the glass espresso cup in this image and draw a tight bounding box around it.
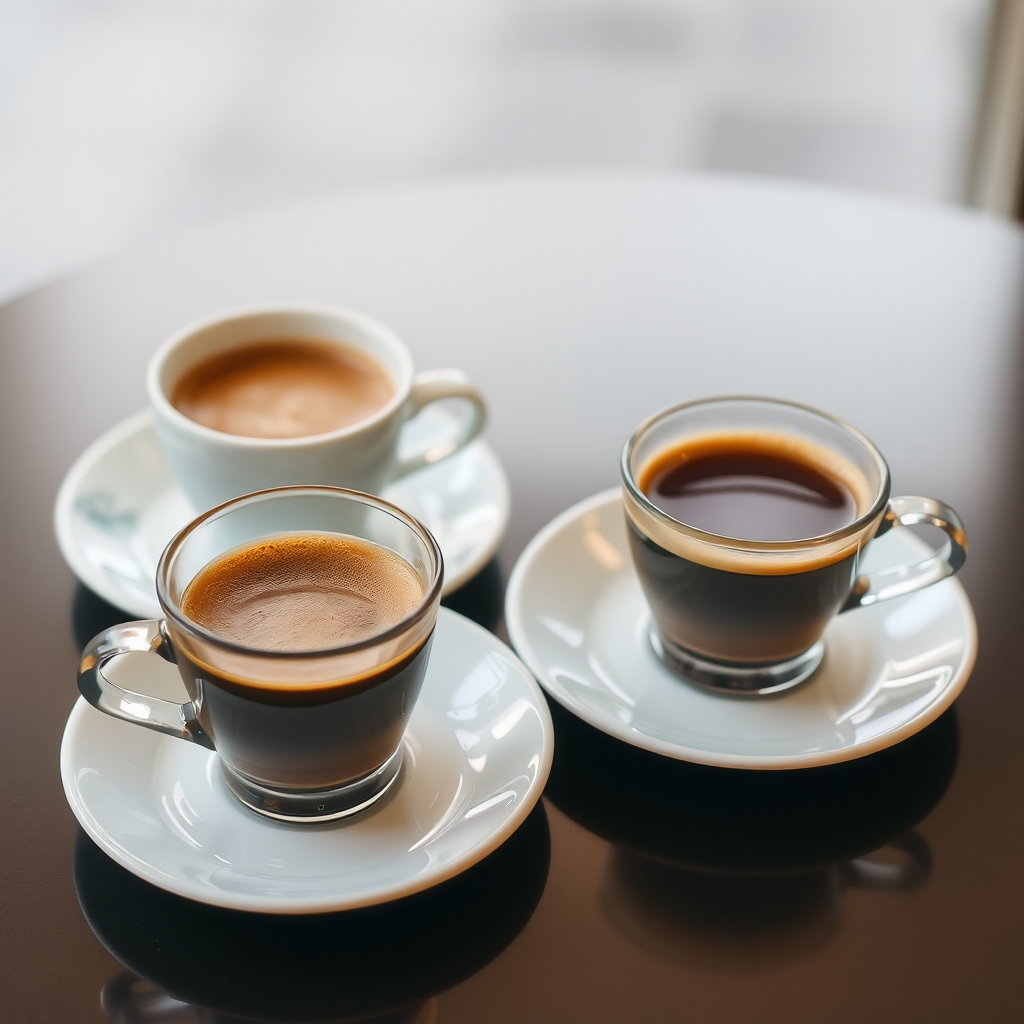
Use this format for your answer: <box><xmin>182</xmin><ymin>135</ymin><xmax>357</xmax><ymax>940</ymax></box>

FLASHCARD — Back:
<box><xmin>622</xmin><ymin>397</ymin><xmax>968</xmax><ymax>696</ymax></box>
<box><xmin>78</xmin><ymin>486</ymin><xmax>443</xmax><ymax>823</ymax></box>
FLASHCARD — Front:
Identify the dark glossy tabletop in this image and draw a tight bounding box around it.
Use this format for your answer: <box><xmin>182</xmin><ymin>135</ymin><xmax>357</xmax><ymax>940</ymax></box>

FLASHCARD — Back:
<box><xmin>2</xmin><ymin>174</ymin><xmax>1023</xmax><ymax>1023</ymax></box>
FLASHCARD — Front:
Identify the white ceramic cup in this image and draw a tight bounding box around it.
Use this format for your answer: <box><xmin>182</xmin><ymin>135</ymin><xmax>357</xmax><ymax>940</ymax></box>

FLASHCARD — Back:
<box><xmin>147</xmin><ymin>303</ymin><xmax>487</xmax><ymax>511</ymax></box>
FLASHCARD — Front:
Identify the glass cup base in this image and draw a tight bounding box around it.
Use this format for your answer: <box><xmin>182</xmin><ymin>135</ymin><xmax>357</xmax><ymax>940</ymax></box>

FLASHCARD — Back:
<box><xmin>221</xmin><ymin>744</ymin><xmax>404</xmax><ymax>824</ymax></box>
<box><xmin>649</xmin><ymin>629</ymin><xmax>824</xmax><ymax>697</ymax></box>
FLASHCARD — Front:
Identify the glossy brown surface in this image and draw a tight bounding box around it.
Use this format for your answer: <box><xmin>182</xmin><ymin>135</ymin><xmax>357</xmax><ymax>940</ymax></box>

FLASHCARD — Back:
<box><xmin>2</xmin><ymin>175</ymin><xmax>1023</xmax><ymax>1022</ymax></box>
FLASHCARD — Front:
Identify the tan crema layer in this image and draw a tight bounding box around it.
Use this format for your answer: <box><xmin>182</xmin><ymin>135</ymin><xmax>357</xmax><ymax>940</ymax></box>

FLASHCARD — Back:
<box><xmin>625</xmin><ymin>430</ymin><xmax>885</xmax><ymax>576</ymax></box>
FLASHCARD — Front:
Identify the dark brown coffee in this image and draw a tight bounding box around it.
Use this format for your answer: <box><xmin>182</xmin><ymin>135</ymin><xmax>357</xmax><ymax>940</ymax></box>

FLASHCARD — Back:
<box><xmin>176</xmin><ymin>532</ymin><xmax>430</xmax><ymax>790</ymax></box>
<box><xmin>628</xmin><ymin>521</ymin><xmax>858</xmax><ymax>664</ymax></box>
<box><xmin>172</xmin><ymin>339</ymin><xmax>394</xmax><ymax>439</ymax></box>
<box><xmin>638</xmin><ymin>433</ymin><xmax>859</xmax><ymax>541</ymax></box>
<box><xmin>629</xmin><ymin>431</ymin><xmax>871</xmax><ymax>666</ymax></box>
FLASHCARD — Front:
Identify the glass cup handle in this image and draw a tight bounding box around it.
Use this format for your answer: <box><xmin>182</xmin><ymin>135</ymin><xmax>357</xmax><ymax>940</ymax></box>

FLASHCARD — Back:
<box><xmin>843</xmin><ymin>495</ymin><xmax>968</xmax><ymax>611</ymax></box>
<box><xmin>78</xmin><ymin>620</ymin><xmax>214</xmax><ymax>748</ymax></box>
<box><xmin>392</xmin><ymin>369</ymin><xmax>487</xmax><ymax>480</ymax></box>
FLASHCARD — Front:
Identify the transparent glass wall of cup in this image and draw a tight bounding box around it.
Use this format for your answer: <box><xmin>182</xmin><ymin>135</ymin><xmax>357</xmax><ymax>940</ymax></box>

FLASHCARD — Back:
<box><xmin>78</xmin><ymin>487</ymin><xmax>444</xmax><ymax>823</ymax></box>
<box><xmin>147</xmin><ymin>303</ymin><xmax>487</xmax><ymax>512</ymax></box>
<box><xmin>622</xmin><ymin>397</ymin><xmax>967</xmax><ymax>696</ymax></box>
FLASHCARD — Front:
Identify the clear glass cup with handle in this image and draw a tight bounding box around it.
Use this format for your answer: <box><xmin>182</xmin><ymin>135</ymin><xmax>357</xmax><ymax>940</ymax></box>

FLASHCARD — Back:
<box><xmin>78</xmin><ymin>486</ymin><xmax>444</xmax><ymax>823</ymax></box>
<box><xmin>622</xmin><ymin>397</ymin><xmax>968</xmax><ymax>696</ymax></box>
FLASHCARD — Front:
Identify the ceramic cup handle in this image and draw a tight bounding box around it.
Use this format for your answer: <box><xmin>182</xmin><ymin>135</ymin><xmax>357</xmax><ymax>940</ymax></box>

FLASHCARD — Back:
<box><xmin>78</xmin><ymin>620</ymin><xmax>213</xmax><ymax>748</ymax></box>
<box><xmin>392</xmin><ymin>369</ymin><xmax>487</xmax><ymax>481</ymax></box>
<box><xmin>842</xmin><ymin>495</ymin><xmax>968</xmax><ymax>611</ymax></box>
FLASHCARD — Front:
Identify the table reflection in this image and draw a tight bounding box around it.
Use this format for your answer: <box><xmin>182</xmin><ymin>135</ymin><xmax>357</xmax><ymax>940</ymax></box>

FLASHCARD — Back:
<box><xmin>601</xmin><ymin>832</ymin><xmax>930</xmax><ymax>972</ymax></box>
<box><xmin>544</xmin><ymin>697</ymin><xmax>955</xmax><ymax>969</ymax></box>
<box><xmin>75</xmin><ymin>802</ymin><xmax>549</xmax><ymax>1022</ymax></box>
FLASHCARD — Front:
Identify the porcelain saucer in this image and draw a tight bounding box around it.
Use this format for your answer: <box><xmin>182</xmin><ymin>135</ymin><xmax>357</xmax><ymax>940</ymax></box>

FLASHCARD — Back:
<box><xmin>505</xmin><ymin>489</ymin><xmax>976</xmax><ymax>770</ymax></box>
<box><xmin>61</xmin><ymin>608</ymin><xmax>553</xmax><ymax>913</ymax></box>
<box><xmin>55</xmin><ymin>408</ymin><xmax>510</xmax><ymax>617</ymax></box>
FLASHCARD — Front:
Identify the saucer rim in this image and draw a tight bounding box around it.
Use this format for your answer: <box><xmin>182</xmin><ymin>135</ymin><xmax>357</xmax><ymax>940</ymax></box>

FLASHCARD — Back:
<box><xmin>60</xmin><ymin>607</ymin><xmax>554</xmax><ymax>914</ymax></box>
<box><xmin>505</xmin><ymin>487</ymin><xmax>977</xmax><ymax>770</ymax></box>
<box><xmin>54</xmin><ymin>409</ymin><xmax>510</xmax><ymax>617</ymax></box>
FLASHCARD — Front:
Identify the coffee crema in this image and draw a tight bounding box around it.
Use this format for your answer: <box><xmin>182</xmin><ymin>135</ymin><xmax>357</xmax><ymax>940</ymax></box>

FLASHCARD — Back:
<box><xmin>637</xmin><ymin>432</ymin><xmax>863</xmax><ymax>543</ymax></box>
<box><xmin>626</xmin><ymin>430</ymin><xmax>876</xmax><ymax>577</ymax></box>
<box><xmin>181</xmin><ymin>532</ymin><xmax>424</xmax><ymax>653</ymax></box>
<box><xmin>171</xmin><ymin>339</ymin><xmax>394</xmax><ymax>439</ymax></box>
<box><xmin>175</xmin><ymin>531</ymin><xmax>431</xmax><ymax>788</ymax></box>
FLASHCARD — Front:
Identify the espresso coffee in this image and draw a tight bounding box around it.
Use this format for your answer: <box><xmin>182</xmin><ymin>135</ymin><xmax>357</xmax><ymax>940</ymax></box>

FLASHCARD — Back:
<box><xmin>638</xmin><ymin>433</ymin><xmax>860</xmax><ymax>541</ymax></box>
<box><xmin>628</xmin><ymin>431</ymin><xmax>872</xmax><ymax>666</ymax></box>
<box><xmin>171</xmin><ymin>339</ymin><xmax>394</xmax><ymax>439</ymax></box>
<box><xmin>628</xmin><ymin>521</ymin><xmax>858</xmax><ymax>665</ymax></box>
<box><xmin>176</xmin><ymin>532</ymin><xmax>431</xmax><ymax>790</ymax></box>
<box><xmin>181</xmin><ymin>533</ymin><xmax>423</xmax><ymax>652</ymax></box>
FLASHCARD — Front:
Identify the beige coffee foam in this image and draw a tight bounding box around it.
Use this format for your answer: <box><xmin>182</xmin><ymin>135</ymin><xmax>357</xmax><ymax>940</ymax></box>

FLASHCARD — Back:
<box><xmin>182</xmin><ymin>532</ymin><xmax>424</xmax><ymax>652</ymax></box>
<box><xmin>172</xmin><ymin>339</ymin><xmax>395</xmax><ymax>439</ymax></box>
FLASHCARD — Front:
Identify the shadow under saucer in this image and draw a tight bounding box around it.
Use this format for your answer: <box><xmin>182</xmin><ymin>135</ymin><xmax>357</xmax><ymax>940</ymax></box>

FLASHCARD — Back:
<box><xmin>544</xmin><ymin>697</ymin><xmax>958</xmax><ymax>873</ymax></box>
<box><xmin>101</xmin><ymin>971</ymin><xmax>438</xmax><ymax>1024</ymax></box>
<box><xmin>76</xmin><ymin>802</ymin><xmax>549</xmax><ymax>1023</ymax></box>
<box><xmin>544</xmin><ymin>699</ymin><xmax>955</xmax><ymax>971</ymax></box>
<box><xmin>439</xmin><ymin>556</ymin><xmax>503</xmax><ymax>632</ymax></box>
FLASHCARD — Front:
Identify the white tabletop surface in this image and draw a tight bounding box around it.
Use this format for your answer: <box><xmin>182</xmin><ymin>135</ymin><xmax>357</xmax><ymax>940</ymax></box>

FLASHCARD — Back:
<box><xmin>9</xmin><ymin>172</ymin><xmax>1023</xmax><ymax>564</ymax></box>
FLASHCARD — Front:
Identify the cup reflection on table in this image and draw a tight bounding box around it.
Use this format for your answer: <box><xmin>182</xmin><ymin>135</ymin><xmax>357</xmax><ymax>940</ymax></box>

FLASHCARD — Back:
<box><xmin>76</xmin><ymin>803</ymin><xmax>550</xmax><ymax>1024</ymax></box>
<box><xmin>544</xmin><ymin>698</ymin><xmax>957</xmax><ymax>970</ymax></box>
<box><xmin>602</xmin><ymin>834</ymin><xmax>931</xmax><ymax>972</ymax></box>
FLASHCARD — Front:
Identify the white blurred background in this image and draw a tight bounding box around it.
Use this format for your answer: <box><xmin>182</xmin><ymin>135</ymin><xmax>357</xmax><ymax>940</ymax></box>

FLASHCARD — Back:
<box><xmin>0</xmin><ymin>0</ymin><xmax>992</xmax><ymax>302</ymax></box>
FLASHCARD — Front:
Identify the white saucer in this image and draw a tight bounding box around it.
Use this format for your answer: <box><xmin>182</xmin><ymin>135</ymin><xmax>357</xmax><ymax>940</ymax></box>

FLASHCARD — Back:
<box><xmin>61</xmin><ymin>607</ymin><xmax>553</xmax><ymax>913</ymax></box>
<box><xmin>506</xmin><ymin>489</ymin><xmax>976</xmax><ymax>770</ymax></box>
<box><xmin>55</xmin><ymin>409</ymin><xmax>510</xmax><ymax>617</ymax></box>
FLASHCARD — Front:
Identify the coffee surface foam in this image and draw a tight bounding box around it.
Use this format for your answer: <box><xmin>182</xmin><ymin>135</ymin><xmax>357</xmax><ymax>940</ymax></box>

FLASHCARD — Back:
<box><xmin>172</xmin><ymin>339</ymin><xmax>394</xmax><ymax>438</ymax></box>
<box><xmin>181</xmin><ymin>533</ymin><xmax>424</xmax><ymax>652</ymax></box>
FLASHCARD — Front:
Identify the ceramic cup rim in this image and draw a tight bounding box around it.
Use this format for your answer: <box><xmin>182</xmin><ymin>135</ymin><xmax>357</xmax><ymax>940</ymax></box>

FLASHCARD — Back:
<box><xmin>155</xmin><ymin>485</ymin><xmax>444</xmax><ymax>660</ymax></box>
<box><xmin>621</xmin><ymin>395</ymin><xmax>892</xmax><ymax>555</ymax></box>
<box><xmin>146</xmin><ymin>301</ymin><xmax>415</xmax><ymax>450</ymax></box>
